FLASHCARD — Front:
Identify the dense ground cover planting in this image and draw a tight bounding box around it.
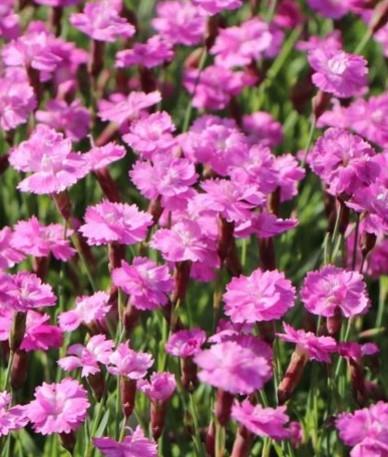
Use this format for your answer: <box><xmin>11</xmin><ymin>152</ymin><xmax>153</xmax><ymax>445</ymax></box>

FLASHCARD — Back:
<box><xmin>0</xmin><ymin>0</ymin><xmax>388</xmax><ymax>456</ymax></box>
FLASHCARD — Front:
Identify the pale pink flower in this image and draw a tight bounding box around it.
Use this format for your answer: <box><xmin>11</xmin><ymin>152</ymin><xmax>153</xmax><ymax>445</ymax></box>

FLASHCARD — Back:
<box><xmin>98</xmin><ymin>91</ymin><xmax>161</xmax><ymax>126</ymax></box>
<box><xmin>277</xmin><ymin>323</ymin><xmax>337</xmax><ymax>362</ymax></box>
<box><xmin>58</xmin><ymin>291</ymin><xmax>111</xmax><ymax>332</ymax></box>
<box><xmin>232</xmin><ymin>400</ymin><xmax>291</xmax><ymax>440</ymax></box>
<box><xmin>94</xmin><ymin>427</ymin><xmax>157</xmax><ymax>457</ymax></box>
<box><xmin>223</xmin><ymin>268</ymin><xmax>295</xmax><ymax>323</ymax></box>
<box><xmin>58</xmin><ymin>334</ymin><xmax>114</xmax><ymax>377</ymax></box>
<box><xmin>0</xmin><ymin>227</ymin><xmax>24</xmax><ymax>270</ymax></box>
<box><xmin>85</xmin><ymin>142</ymin><xmax>126</xmax><ymax>171</ymax></box>
<box><xmin>26</xmin><ymin>378</ymin><xmax>89</xmax><ymax>434</ymax></box>
<box><xmin>165</xmin><ymin>328</ymin><xmax>207</xmax><ymax>358</ymax></box>
<box><xmin>0</xmin><ymin>391</ymin><xmax>28</xmax><ymax>437</ymax></box>
<box><xmin>138</xmin><ymin>372</ymin><xmax>176</xmax><ymax>402</ymax></box>
<box><xmin>79</xmin><ymin>201</ymin><xmax>152</xmax><ymax>246</ymax></box>
<box><xmin>108</xmin><ymin>343</ymin><xmax>153</xmax><ymax>379</ymax></box>
<box><xmin>112</xmin><ymin>257</ymin><xmax>173</xmax><ymax>311</ymax></box>
<box><xmin>242</xmin><ymin>111</ymin><xmax>283</xmax><ymax>147</ymax></box>
<box><xmin>192</xmin><ymin>0</ymin><xmax>242</xmax><ymax>14</ymax></box>
<box><xmin>301</xmin><ymin>265</ymin><xmax>370</xmax><ymax>318</ymax></box>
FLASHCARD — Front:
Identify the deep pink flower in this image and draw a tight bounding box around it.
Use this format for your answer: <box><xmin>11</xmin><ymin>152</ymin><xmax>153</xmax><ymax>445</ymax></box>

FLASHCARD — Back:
<box><xmin>0</xmin><ymin>227</ymin><xmax>24</xmax><ymax>270</ymax></box>
<box><xmin>277</xmin><ymin>323</ymin><xmax>337</xmax><ymax>362</ymax></box>
<box><xmin>36</xmin><ymin>100</ymin><xmax>90</xmax><ymax>141</ymax></box>
<box><xmin>194</xmin><ymin>336</ymin><xmax>272</xmax><ymax>394</ymax></box>
<box><xmin>58</xmin><ymin>334</ymin><xmax>114</xmax><ymax>377</ymax></box>
<box><xmin>308</xmin><ymin>47</ymin><xmax>368</xmax><ymax>98</ymax></box>
<box><xmin>93</xmin><ymin>427</ymin><xmax>157</xmax><ymax>457</ymax></box>
<box><xmin>70</xmin><ymin>2</ymin><xmax>135</xmax><ymax>42</ymax></box>
<box><xmin>301</xmin><ymin>265</ymin><xmax>370</xmax><ymax>318</ymax></box>
<box><xmin>165</xmin><ymin>328</ymin><xmax>207</xmax><ymax>358</ymax></box>
<box><xmin>274</xmin><ymin>154</ymin><xmax>305</xmax><ymax>202</ymax></box>
<box><xmin>152</xmin><ymin>1</ymin><xmax>206</xmax><ymax>46</ymax></box>
<box><xmin>0</xmin><ymin>1</ymin><xmax>20</xmax><ymax>40</ymax></box>
<box><xmin>26</xmin><ymin>378</ymin><xmax>89</xmax><ymax>434</ymax></box>
<box><xmin>138</xmin><ymin>372</ymin><xmax>176</xmax><ymax>402</ymax></box>
<box><xmin>308</xmin><ymin>128</ymin><xmax>379</xmax><ymax>197</ymax></box>
<box><xmin>58</xmin><ymin>291</ymin><xmax>111</xmax><ymax>332</ymax></box>
<box><xmin>112</xmin><ymin>257</ymin><xmax>173</xmax><ymax>311</ymax></box>
<box><xmin>307</xmin><ymin>0</ymin><xmax>351</xmax><ymax>19</ymax></box>
<box><xmin>232</xmin><ymin>400</ymin><xmax>291</xmax><ymax>440</ymax></box>
<box><xmin>242</xmin><ymin>111</ymin><xmax>283</xmax><ymax>147</ymax></box>
<box><xmin>273</xmin><ymin>0</ymin><xmax>303</xmax><ymax>29</ymax></box>
<box><xmin>123</xmin><ymin>112</ymin><xmax>176</xmax><ymax>159</ymax></box>
<box><xmin>79</xmin><ymin>201</ymin><xmax>152</xmax><ymax>246</ymax></box>
<box><xmin>223</xmin><ymin>268</ymin><xmax>295</xmax><ymax>323</ymax></box>
<box><xmin>235</xmin><ymin>212</ymin><xmax>298</xmax><ymax>239</ymax></box>
<box><xmin>34</xmin><ymin>0</ymin><xmax>81</xmax><ymax>5</ymax></box>
<box><xmin>11</xmin><ymin>216</ymin><xmax>75</xmax><ymax>261</ymax></box>
<box><xmin>184</xmin><ymin>65</ymin><xmax>257</xmax><ymax>110</ymax></box>
<box><xmin>192</xmin><ymin>0</ymin><xmax>242</xmax><ymax>14</ymax></box>
<box><xmin>85</xmin><ymin>142</ymin><xmax>126</xmax><ymax>171</ymax></box>
<box><xmin>116</xmin><ymin>35</ymin><xmax>174</xmax><ymax>69</ymax></box>
<box><xmin>108</xmin><ymin>343</ymin><xmax>153</xmax><ymax>379</ymax></box>
<box><xmin>338</xmin><ymin>341</ymin><xmax>379</xmax><ymax>361</ymax></box>
<box><xmin>98</xmin><ymin>91</ymin><xmax>161</xmax><ymax>126</ymax></box>
<box><xmin>0</xmin><ymin>391</ymin><xmax>27</xmax><ymax>437</ymax></box>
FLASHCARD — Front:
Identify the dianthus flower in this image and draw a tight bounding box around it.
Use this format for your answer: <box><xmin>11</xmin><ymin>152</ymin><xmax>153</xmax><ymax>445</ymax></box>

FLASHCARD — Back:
<box><xmin>11</xmin><ymin>216</ymin><xmax>74</xmax><ymax>261</ymax></box>
<box><xmin>0</xmin><ymin>227</ymin><xmax>24</xmax><ymax>270</ymax></box>
<box><xmin>26</xmin><ymin>378</ymin><xmax>89</xmax><ymax>435</ymax></box>
<box><xmin>223</xmin><ymin>268</ymin><xmax>295</xmax><ymax>323</ymax></box>
<box><xmin>336</xmin><ymin>402</ymin><xmax>388</xmax><ymax>457</ymax></box>
<box><xmin>192</xmin><ymin>0</ymin><xmax>242</xmax><ymax>14</ymax></box>
<box><xmin>242</xmin><ymin>111</ymin><xmax>284</xmax><ymax>147</ymax></box>
<box><xmin>116</xmin><ymin>35</ymin><xmax>174</xmax><ymax>69</ymax></box>
<box><xmin>138</xmin><ymin>372</ymin><xmax>176</xmax><ymax>402</ymax></box>
<box><xmin>308</xmin><ymin>128</ymin><xmax>379</xmax><ymax>197</ymax></box>
<box><xmin>235</xmin><ymin>212</ymin><xmax>298</xmax><ymax>239</ymax></box>
<box><xmin>211</xmin><ymin>18</ymin><xmax>283</xmax><ymax>68</ymax></box>
<box><xmin>58</xmin><ymin>291</ymin><xmax>111</xmax><ymax>332</ymax></box>
<box><xmin>165</xmin><ymin>328</ymin><xmax>207</xmax><ymax>358</ymax></box>
<box><xmin>36</xmin><ymin>100</ymin><xmax>90</xmax><ymax>141</ymax></box>
<box><xmin>0</xmin><ymin>76</ymin><xmax>36</xmax><ymax>131</ymax></box>
<box><xmin>9</xmin><ymin>125</ymin><xmax>89</xmax><ymax>194</ymax></box>
<box><xmin>94</xmin><ymin>427</ymin><xmax>157</xmax><ymax>457</ymax></box>
<box><xmin>273</xmin><ymin>0</ymin><xmax>303</xmax><ymax>29</ymax></box>
<box><xmin>338</xmin><ymin>342</ymin><xmax>379</xmax><ymax>361</ymax></box>
<box><xmin>34</xmin><ymin>0</ymin><xmax>81</xmax><ymax>5</ymax></box>
<box><xmin>152</xmin><ymin>1</ymin><xmax>206</xmax><ymax>46</ymax></box>
<box><xmin>307</xmin><ymin>0</ymin><xmax>352</xmax><ymax>19</ymax></box>
<box><xmin>58</xmin><ymin>334</ymin><xmax>114</xmax><ymax>377</ymax></box>
<box><xmin>79</xmin><ymin>201</ymin><xmax>152</xmax><ymax>246</ymax></box>
<box><xmin>194</xmin><ymin>336</ymin><xmax>272</xmax><ymax>394</ymax></box>
<box><xmin>0</xmin><ymin>0</ymin><xmax>20</xmax><ymax>40</ymax></box>
<box><xmin>308</xmin><ymin>47</ymin><xmax>368</xmax><ymax>98</ymax></box>
<box><xmin>184</xmin><ymin>65</ymin><xmax>257</xmax><ymax>110</ymax></box>
<box><xmin>301</xmin><ymin>265</ymin><xmax>370</xmax><ymax>318</ymax></box>
<box><xmin>274</xmin><ymin>154</ymin><xmax>305</xmax><ymax>202</ymax></box>
<box><xmin>122</xmin><ymin>111</ymin><xmax>176</xmax><ymax>159</ymax></box>
<box><xmin>70</xmin><ymin>2</ymin><xmax>135</xmax><ymax>42</ymax></box>
<box><xmin>112</xmin><ymin>257</ymin><xmax>173</xmax><ymax>311</ymax></box>
<box><xmin>85</xmin><ymin>142</ymin><xmax>126</xmax><ymax>171</ymax></box>
<box><xmin>180</xmin><ymin>115</ymin><xmax>249</xmax><ymax>175</ymax></box>
<box><xmin>232</xmin><ymin>400</ymin><xmax>291</xmax><ymax>440</ymax></box>
<box><xmin>19</xmin><ymin>311</ymin><xmax>63</xmax><ymax>352</ymax></box>
<box><xmin>297</xmin><ymin>30</ymin><xmax>342</xmax><ymax>53</ymax></box>
<box><xmin>0</xmin><ymin>391</ymin><xmax>27</xmax><ymax>437</ymax></box>
<box><xmin>108</xmin><ymin>343</ymin><xmax>153</xmax><ymax>379</ymax></box>
<box><xmin>98</xmin><ymin>91</ymin><xmax>161</xmax><ymax>126</ymax></box>
<box><xmin>277</xmin><ymin>323</ymin><xmax>337</xmax><ymax>362</ymax></box>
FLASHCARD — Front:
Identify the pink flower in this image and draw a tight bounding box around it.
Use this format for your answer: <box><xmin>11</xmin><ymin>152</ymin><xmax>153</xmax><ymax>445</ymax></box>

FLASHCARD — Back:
<box><xmin>308</xmin><ymin>47</ymin><xmax>368</xmax><ymax>98</ymax></box>
<box><xmin>195</xmin><ymin>336</ymin><xmax>272</xmax><ymax>394</ymax></box>
<box><xmin>192</xmin><ymin>0</ymin><xmax>242</xmax><ymax>14</ymax></box>
<box><xmin>0</xmin><ymin>1</ymin><xmax>20</xmax><ymax>40</ymax></box>
<box><xmin>211</xmin><ymin>19</ymin><xmax>283</xmax><ymax>68</ymax></box>
<box><xmin>0</xmin><ymin>76</ymin><xmax>36</xmax><ymax>131</ymax></box>
<box><xmin>85</xmin><ymin>142</ymin><xmax>126</xmax><ymax>171</ymax></box>
<box><xmin>9</xmin><ymin>125</ymin><xmax>89</xmax><ymax>194</ymax></box>
<box><xmin>273</xmin><ymin>0</ymin><xmax>303</xmax><ymax>29</ymax></box>
<box><xmin>232</xmin><ymin>400</ymin><xmax>291</xmax><ymax>440</ymax></box>
<box><xmin>58</xmin><ymin>291</ymin><xmax>111</xmax><ymax>332</ymax></box>
<box><xmin>58</xmin><ymin>334</ymin><xmax>114</xmax><ymax>377</ymax></box>
<box><xmin>235</xmin><ymin>212</ymin><xmax>298</xmax><ymax>239</ymax></box>
<box><xmin>11</xmin><ymin>216</ymin><xmax>75</xmax><ymax>261</ymax></box>
<box><xmin>184</xmin><ymin>65</ymin><xmax>257</xmax><ymax>110</ymax></box>
<box><xmin>112</xmin><ymin>257</ymin><xmax>173</xmax><ymax>311</ymax></box>
<box><xmin>242</xmin><ymin>111</ymin><xmax>283</xmax><ymax>147</ymax></box>
<box><xmin>34</xmin><ymin>0</ymin><xmax>81</xmax><ymax>5</ymax></box>
<box><xmin>94</xmin><ymin>427</ymin><xmax>157</xmax><ymax>457</ymax></box>
<box><xmin>274</xmin><ymin>154</ymin><xmax>305</xmax><ymax>202</ymax></box>
<box><xmin>70</xmin><ymin>2</ymin><xmax>135</xmax><ymax>42</ymax></box>
<box><xmin>138</xmin><ymin>372</ymin><xmax>176</xmax><ymax>402</ymax></box>
<box><xmin>98</xmin><ymin>91</ymin><xmax>161</xmax><ymax>126</ymax></box>
<box><xmin>0</xmin><ymin>227</ymin><xmax>24</xmax><ymax>270</ymax></box>
<box><xmin>79</xmin><ymin>201</ymin><xmax>152</xmax><ymax>246</ymax></box>
<box><xmin>301</xmin><ymin>265</ymin><xmax>370</xmax><ymax>318</ymax></box>
<box><xmin>307</xmin><ymin>0</ymin><xmax>351</xmax><ymax>19</ymax></box>
<box><xmin>297</xmin><ymin>30</ymin><xmax>342</xmax><ymax>53</ymax></box>
<box><xmin>108</xmin><ymin>343</ymin><xmax>153</xmax><ymax>379</ymax></box>
<box><xmin>308</xmin><ymin>128</ymin><xmax>379</xmax><ymax>197</ymax></box>
<box><xmin>0</xmin><ymin>272</ymin><xmax>56</xmax><ymax>311</ymax></box>
<box><xmin>0</xmin><ymin>391</ymin><xmax>28</xmax><ymax>437</ymax></box>
<box><xmin>165</xmin><ymin>328</ymin><xmax>207</xmax><ymax>358</ymax></box>
<box><xmin>36</xmin><ymin>100</ymin><xmax>90</xmax><ymax>141</ymax></box>
<box><xmin>277</xmin><ymin>323</ymin><xmax>337</xmax><ymax>362</ymax></box>
<box><xmin>116</xmin><ymin>35</ymin><xmax>174</xmax><ymax>69</ymax></box>
<box><xmin>223</xmin><ymin>268</ymin><xmax>295</xmax><ymax>323</ymax></box>
<box><xmin>26</xmin><ymin>378</ymin><xmax>89</xmax><ymax>434</ymax></box>
<box><xmin>122</xmin><ymin>111</ymin><xmax>176</xmax><ymax>159</ymax></box>
<box><xmin>152</xmin><ymin>1</ymin><xmax>206</xmax><ymax>46</ymax></box>
<box><xmin>338</xmin><ymin>342</ymin><xmax>379</xmax><ymax>361</ymax></box>
<box><xmin>20</xmin><ymin>311</ymin><xmax>63</xmax><ymax>351</ymax></box>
